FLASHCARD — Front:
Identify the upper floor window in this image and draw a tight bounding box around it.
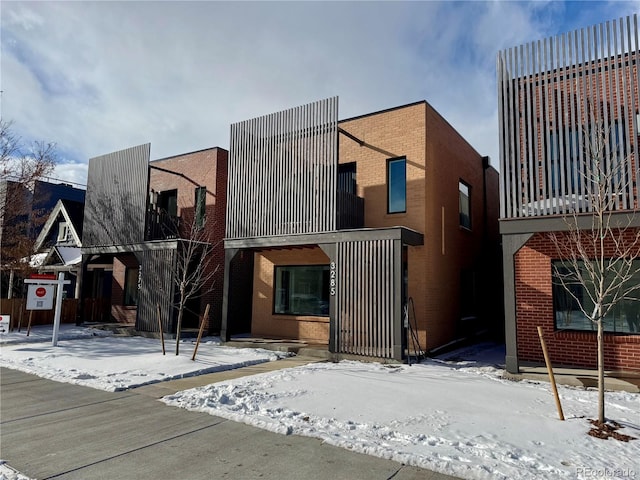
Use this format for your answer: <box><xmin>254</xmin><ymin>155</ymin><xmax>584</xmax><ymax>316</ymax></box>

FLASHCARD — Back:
<box><xmin>57</xmin><ymin>222</ymin><xmax>69</xmax><ymax>242</ymax></box>
<box><xmin>549</xmin><ymin>118</ymin><xmax>628</xmax><ymax>197</ymax></box>
<box><xmin>338</xmin><ymin>162</ymin><xmax>357</xmax><ymax>195</ymax></box>
<box><xmin>387</xmin><ymin>157</ymin><xmax>406</xmax><ymax>214</ymax></box>
<box><xmin>158</xmin><ymin>189</ymin><xmax>178</xmax><ymax>217</ymax></box>
<box><xmin>195</xmin><ymin>186</ymin><xmax>206</xmax><ymax>229</ymax></box>
<box><xmin>459</xmin><ymin>181</ymin><xmax>471</xmax><ymax>229</ymax></box>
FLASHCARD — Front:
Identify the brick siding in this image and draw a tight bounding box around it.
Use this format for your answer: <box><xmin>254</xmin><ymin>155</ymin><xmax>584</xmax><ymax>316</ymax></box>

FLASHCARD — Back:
<box><xmin>515</xmin><ymin>232</ymin><xmax>640</xmax><ymax>372</ymax></box>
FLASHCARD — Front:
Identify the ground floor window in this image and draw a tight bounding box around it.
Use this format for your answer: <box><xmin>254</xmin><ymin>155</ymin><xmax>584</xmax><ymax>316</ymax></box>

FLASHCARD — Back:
<box><xmin>274</xmin><ymin>265</ymin><xmax>329</xmax><ymax>316</ymax></box>
<box><xmin>123</xmin><ymin>267</ymin><xmax>140</xmax><ymax>306</ymax></box>
<box><xmin>552</xmin><ymin>260</ymin><xmax>640</xmax><ymax>334</ymax></box>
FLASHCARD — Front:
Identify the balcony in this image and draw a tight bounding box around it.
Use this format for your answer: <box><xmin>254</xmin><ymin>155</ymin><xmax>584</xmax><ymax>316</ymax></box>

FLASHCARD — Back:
<box><xmin>145</xmin><ymin>207</ymin><xmax>181</xmax><ymax>240</ymax></box>
<box><xmin>337</xmin><ymin>190</ymin><xmax>364</xmax><ymax>230</ymax></box>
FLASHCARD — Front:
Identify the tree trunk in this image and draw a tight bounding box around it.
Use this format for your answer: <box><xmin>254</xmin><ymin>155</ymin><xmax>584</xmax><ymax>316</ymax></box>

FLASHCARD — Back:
<box><xmin>175</xmin><ymin>299</ymin><xmax>184</xmax><ymax>356</ymax></box>
<box><xmin>597</xmin><ymin>317</ymin><xmax>605</xmax><ymax>424</ymax></box>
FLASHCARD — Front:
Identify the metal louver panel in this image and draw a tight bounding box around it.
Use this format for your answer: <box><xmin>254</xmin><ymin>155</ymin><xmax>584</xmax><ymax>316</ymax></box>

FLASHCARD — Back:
<box><xmin>84</xmin><ymin>144</ymin><xmax>150</xmax><ymax>246</ymax></box>
<box><xmin>226</xmin><ymin>97</ymin><xmax>338</xmax><ymax>238</ymax></box>
<box><xmin>335</xmin><ymin>239</ymin><xmax>395</xmax><ymax>358</ymax></box>
<box><xmin>136</xmin><ymin>248</ymin><xmax>177</xmax><ymax>333</ymax></box>
<box><xmin>498</xmin><ymin>15</ymin><xmax>639</xmax><ymax>219</ymax></box>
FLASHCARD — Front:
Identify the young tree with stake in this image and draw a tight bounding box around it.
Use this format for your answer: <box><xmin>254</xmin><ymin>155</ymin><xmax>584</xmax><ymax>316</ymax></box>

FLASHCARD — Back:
<box><xmin>174</xmin><ymin>191</ymin><xmax>219</xmax><ymax>355</ymax></box>
<box><xmin>549</xmin><ymin>115</ymin><xmax>640</xmax><ymax>425</ymax></box>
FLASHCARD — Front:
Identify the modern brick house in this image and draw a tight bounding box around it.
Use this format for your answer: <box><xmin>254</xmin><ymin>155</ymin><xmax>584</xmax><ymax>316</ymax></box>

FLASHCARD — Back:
<box><xmin>498</xmin><ymin>15</ymin><xmax>640</xmax><ymax>373</ymax></box>
<box><xmin>221</xmin><ymin>98</ymin><xmax>500</xmax><ymax>361</ymax></box>
<box><xmin>81</xmin><ymin>144</ymin><xmax>227</xmax><ymax>334</ymax></box>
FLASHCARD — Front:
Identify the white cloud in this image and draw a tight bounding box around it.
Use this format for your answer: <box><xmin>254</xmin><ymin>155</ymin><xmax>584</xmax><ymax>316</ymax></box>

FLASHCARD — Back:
<box><xmin>1</xmin><ymin>0</ymin><xmax>636</xmax><ymax>185</ymax></box>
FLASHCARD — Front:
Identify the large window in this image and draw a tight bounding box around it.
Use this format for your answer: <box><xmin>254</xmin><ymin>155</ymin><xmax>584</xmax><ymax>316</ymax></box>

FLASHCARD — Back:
<box><xmin>459</xmin><ymin>180</ymin><xmax>471</xmax><ymax>229</ymax></box>
<box><xmin>552</xmin><ymin>260</ymin><xmax>640</xmax><ymax>334</ymax></box>
<box><xmin>387</xmin><ymin>157</ymin><xmax>406</xmax><ymax>214</ymax></box>
<box><xmin>274</xmin><ymin>265</ymin><xmax>329</xmax><ymax>316</ymax></box>
<box><xmin>123</xmin><ymin>267</ymin><xmax>140</xmax><ymax>306</ymax></box>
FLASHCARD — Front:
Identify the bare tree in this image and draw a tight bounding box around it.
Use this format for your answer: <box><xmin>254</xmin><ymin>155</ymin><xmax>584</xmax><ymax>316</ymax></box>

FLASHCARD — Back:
<box><xmin>549</xmin><ymin>116</ymin><xmax>640</xmax><ymax>425</ymax></box>
<box><xmin>174</xmin><ymin>193</ymin><xmax>220</xmax><ymax>355</ymax></box>
<box><xmin>1</xmin><ymin>120</ymin><xmax>57</xmax><ymax>223</ymax></box>
<box><xmin>1</xmin><ymin>120</ymin><xmax>58</xmax><ymax>296</ymax></box>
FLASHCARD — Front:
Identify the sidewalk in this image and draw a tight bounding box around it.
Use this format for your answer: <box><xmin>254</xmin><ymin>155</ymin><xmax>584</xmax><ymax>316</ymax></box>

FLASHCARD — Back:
<box><xmin>503</xmin><ymin>365</ymin><xmax>640</xmax><ymax>393</ymax></box>
<box><xmin>1</xmin><ymin>365</ymin><xmax>460</xmax><ymax>480</ymax></box>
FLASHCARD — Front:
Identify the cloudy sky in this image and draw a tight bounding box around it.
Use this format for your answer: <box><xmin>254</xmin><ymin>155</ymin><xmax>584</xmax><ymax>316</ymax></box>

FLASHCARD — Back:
<box><xmin>2</xmin><ymin>1</ymin><xmax>638</xmax><ymax>187</ymax></box>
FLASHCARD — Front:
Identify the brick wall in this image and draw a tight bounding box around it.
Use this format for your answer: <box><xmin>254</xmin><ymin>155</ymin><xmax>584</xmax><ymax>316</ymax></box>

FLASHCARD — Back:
<box><xmin>339</xmin><ymin>102</ymin><xmax>500</xmax><ymax>349</ymax></box>
<box><xmin>111</xmin><ymin>253</ymin><xmax>138</xmax><ymax>324</ymax></box>
<box><xmin>252</xmin><ymin>247</ymin><xmax>330</xmax><ymax>344</ymax></box>
<box><xmin>149</xmin><ymin>148</ymin><xmax>228</xmax><ymax>333</ymax></box>
<box><xmin>515</xmin><ymin>232</ymin><xmax>640</xmax><ymax>372</ymax></box>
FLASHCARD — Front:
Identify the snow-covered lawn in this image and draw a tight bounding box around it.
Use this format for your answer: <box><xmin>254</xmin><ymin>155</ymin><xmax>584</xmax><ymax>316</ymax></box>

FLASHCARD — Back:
<box><xmin>1</xmin><ymin>327</ymin><xmax>638</xmax><ymax>479</ymax></box>
<box><xmin>162</xmin><ymin>343</ymin><xmax>639</xmax><ymax>480</ymax></box>
<box><xmin>0</xmin><ymin>325</ymin><xmax>286</xmax><ymax>391</ymax></box>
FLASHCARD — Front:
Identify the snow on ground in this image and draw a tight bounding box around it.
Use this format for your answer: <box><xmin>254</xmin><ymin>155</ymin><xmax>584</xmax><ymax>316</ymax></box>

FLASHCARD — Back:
<box><xmin>0</xmin><ymin>325</ymin><xmax>287</xmax><ymax>391</ymax></box>
<box><xmin>0</xmin><ymin>324</ymin><xmax>113</xmax><ymax>345</ymax></box>
<box><xmin>162</xmin><ymin>343</ymin><xmax>640</xmax><ymax>480</ymax></box>
<box><xmin>1</xmin><ymin>328</ymin><xmax>637</xmax><ymax>479</ymax></box>
<box><xmin>0</xmin><ymin>461</ymin><xmax>31</xmax><ymax>480</ymax></box>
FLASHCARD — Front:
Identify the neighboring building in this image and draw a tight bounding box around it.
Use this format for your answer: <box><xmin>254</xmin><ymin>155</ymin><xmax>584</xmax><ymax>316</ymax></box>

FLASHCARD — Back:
<box><xmin>0</xmin><ymin>179</ymin><xmax>85</xmax><ymax>298</ymax></box>
<box><xmin>81</xmin><ymin>145</ymin><xmax>227</xmax><ymax>333</ymax></box>
<box><xmin>32</xmin><ymin>198</ymin><xmax>85</xmax><ymax>298</ymax></box>
<box><xmin>498</xmin><ymin>15</ymin><xmax>640</xmax><ymax>373</ymax></box>
<box><xmin>221</xmin><ymin>97</ymin><xmax>500</xmax><ymax>361</ymax></box>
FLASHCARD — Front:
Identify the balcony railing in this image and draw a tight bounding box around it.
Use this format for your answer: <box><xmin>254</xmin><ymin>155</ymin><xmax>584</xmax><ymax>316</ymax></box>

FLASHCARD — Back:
<box><xmin>337</xmin><ymin>190</ymin><xmax>364</xmax><ymax>230</ymax></box>
<box><xmin>145</xmin><ymin>208</ymin><xmax>181</xmax><ymax>240</ymax></box>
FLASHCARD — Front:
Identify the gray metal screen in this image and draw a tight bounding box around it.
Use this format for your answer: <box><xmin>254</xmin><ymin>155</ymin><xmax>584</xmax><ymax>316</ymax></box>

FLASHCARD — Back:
<box><xmin>226</xmin><ymin>97</ymin><xmax>338</xmax><ymax>238</ymax></box>
<box><xmin>136</xmin><ymin>248</ymin><xmax>177</xmax><ymax>333</ymax></box>
<box><xmin>84</xmin><ymin>144</ymin><xmax>150</xmax><ymax>246</ymax></box>
<box><xmin>335</xmin><ymin>239</ymin><xmax>395</xmax><ymax>358</ymax></box>
<box><xmin>498</xmin><ymin>15</ymin><xmax>640</xmax><ymax>219</ymax></box>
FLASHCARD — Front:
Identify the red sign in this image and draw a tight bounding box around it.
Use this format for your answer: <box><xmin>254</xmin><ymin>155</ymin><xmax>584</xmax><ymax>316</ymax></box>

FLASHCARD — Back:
<box><xmin>29</xmin><ymin>273</ymin><xmax>57</xmax><ymax>280</ymax></box>
<box><xmin>35</xmin><ymin>287</ymin><xmax>47</xmax><ymax>297</ymax></box>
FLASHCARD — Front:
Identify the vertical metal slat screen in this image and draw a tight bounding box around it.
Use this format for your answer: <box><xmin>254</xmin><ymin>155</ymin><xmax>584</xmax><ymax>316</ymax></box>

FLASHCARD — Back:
<box><xmin>136</xmin><ymin>248</ymin><xmax>176</xmax><ymax>333</ymax></box>
<box><xmin>498</xmin><ymin>14</ymin><xmax>639</xmax><ymax>219</ymax></box>
<box><xmin>226</xmin><ymin>97</ymin><xmax>338</xmax><ymax>238</ymax></box>
<box><xmin>84</xmin><ymin>144</ymin><xmax>150</xmax><ymax>246</ymax></box>
<box><xmin>336</xmin><ymin>240</ymin><xmax>394</xmax><ymax>358</ymax></box>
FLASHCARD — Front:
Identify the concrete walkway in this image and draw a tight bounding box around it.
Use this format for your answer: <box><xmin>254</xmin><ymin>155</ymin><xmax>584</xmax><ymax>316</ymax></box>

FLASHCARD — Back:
<box><xmin>0</xmin><ymin>365</ymin><xmax>460</xmax><ymax>480</ymax></box>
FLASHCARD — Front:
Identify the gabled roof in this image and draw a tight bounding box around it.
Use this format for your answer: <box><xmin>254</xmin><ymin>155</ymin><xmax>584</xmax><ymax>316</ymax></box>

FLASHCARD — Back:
<box><xmin>34</xmin><ymin>199</ymin><xmax>84</xmax><ymax>251</ymax></box>
<box><xmin>43</xmin><ymin>246</ymin><xmax>82</xmax><ymax>267</ymax></box>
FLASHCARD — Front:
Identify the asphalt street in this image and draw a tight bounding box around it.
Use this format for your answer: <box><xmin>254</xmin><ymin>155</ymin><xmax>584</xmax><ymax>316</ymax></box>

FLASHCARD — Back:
<box><xmin>0</xmin><ymin>367</ymin><xmax>460</xmax><ymax>480</ymax></box>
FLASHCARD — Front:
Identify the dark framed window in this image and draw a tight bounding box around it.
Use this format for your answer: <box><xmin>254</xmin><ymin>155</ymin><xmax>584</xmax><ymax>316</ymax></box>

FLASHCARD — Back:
<box><xmin>158</xmin><ymin>189</ymin><xmax>178</xmax><ymax>217</ymax></box>
<box><xmin>123</xmin><ymin>267</ymin><xmax>140</xmax><ymax>306</ymax></box>
<box><xmin>459</xmin><ymin>180</ymin><xmax>471</xmax><ymax>229</ymax></box>
<box><xmin>274</xmin><ymin>265</ymin><xmax>329</xmax><ymax>316</ymax></box>
<box><xmin>387</xmin><ymin>157</ymin><xmax>406</xmax><ymax>213</ymax></box>
<box><xmin>195</xmin><ymin>186</ymin><xmax>206</xmax><ymax>229</ymax></box>
<box><xmin>552</xmin><ymin>260</ymin><xmax>640</xmax><ymax>334</ymax></box>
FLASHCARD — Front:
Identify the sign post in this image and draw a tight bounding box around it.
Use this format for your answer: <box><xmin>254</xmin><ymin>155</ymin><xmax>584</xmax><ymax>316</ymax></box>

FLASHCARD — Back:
<box><xmin>24</xmin><ymin>272</ymin><xmax>71</xmax><ymax>347</ymax></box>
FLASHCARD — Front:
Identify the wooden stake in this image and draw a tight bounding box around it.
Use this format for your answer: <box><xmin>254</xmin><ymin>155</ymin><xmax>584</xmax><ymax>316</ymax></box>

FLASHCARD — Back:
<box><xmin>26</xmin><ymin>310</ymin><xmax>34</xmax><ymax>337</ymax></box>
<box><xmin>537</xmin><ymin>326</ymin><xmax>564</xmax><ymax>421</ymax></box>
<box><xmin>191</xmin><ymin>304</ymin><xmax>210</xmax><ymax>361</ymax></box>
<box><xmin>157</xmin><ymin>304</ymin><xmax>165</xmax><ymax>355</ymax></box>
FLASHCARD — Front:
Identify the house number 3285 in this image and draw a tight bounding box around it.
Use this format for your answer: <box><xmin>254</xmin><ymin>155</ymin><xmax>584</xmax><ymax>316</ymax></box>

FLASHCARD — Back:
<box><xmin>330</xmin><ymin>262</ymin><xmax>336</xmax><ymax>296</ymax></box>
